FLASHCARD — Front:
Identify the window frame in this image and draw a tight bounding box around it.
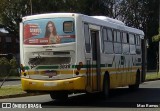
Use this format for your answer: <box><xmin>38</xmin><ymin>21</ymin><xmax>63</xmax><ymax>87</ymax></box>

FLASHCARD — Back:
<box><xmin>102</xmin><ymin>27</ymin><xmax>114</xmax><ymax>54</ymax></box>
<box><xmin>84</xmin><ymin>23</ymin><xmax>91</xmax><ymax>53</ymax></box>
<box><xmin>63</xmin><ymin>21</ymin><xmax>74</xmax><ymax>33</ymax></box>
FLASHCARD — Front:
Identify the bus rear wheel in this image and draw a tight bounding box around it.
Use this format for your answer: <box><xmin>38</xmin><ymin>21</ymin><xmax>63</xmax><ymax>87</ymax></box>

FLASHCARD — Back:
<box><xmin>50</xmin><ymin>92</ymin><xmax>68</xmax><ymax>101</ymax></box>
<box><xmin>129</xmin><ymin>70</ymin><xmax>140</xmax><ymax>90</ymax></box>
<box><xmin>102</xmin><ymin>74</ymin><xmax>110</xmax><ymax>99</ymax></box>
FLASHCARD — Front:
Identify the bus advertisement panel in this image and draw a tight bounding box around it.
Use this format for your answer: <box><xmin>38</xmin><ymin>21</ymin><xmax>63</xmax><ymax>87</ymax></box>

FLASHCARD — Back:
<box><xmin>23</xmin><ymin>18</ymin><xmax>75</xmax><ymax>45</ymax></box>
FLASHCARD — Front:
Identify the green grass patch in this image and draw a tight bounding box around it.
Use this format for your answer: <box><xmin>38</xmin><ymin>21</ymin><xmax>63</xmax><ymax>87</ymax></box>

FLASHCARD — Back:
<box><xmin>145</xmin><ymin>72</ymin><xmax>160</xmax><ymax>80</ymax></box>
<box><xmin>0</xmin><ymin>85</ymin><xmax>25</xmax><ymax>96</ymax></box>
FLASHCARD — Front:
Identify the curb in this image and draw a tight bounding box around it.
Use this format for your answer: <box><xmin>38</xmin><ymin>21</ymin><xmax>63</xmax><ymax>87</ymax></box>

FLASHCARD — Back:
<box><xmin>0</xmin><ymin>79</ymin><xmax>20</xmax><ymax>81</ymax></box>
<box><xmin>145</xmin><ymin>78</ymin><xmax>160</xmax><ymax>82</ymax></box>
<box><xmin>0</xmin><ymin>93</ymin><xmax>28</xmax><ymax>99</ymax></box>
<box><xmin>0</xmin><ymin>93</ymin><xmax>45</xmax><ymax>99</ymax></box>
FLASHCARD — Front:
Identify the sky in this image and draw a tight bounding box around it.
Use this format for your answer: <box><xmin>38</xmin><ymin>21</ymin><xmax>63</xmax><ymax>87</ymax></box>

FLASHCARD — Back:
<box><xmin>0</xmin><ymin>28</ymin><xmax>8</xmax><ymax>33</ymax></box>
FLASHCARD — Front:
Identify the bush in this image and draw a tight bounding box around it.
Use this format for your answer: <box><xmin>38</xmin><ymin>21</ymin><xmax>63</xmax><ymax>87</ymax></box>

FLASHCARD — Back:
<box><xmin>0</xmin><ymin>57</ymin><xmax>10</xmax><ymax>77</ymax></box>
<box><xmin>0</xmin><ymin>57</ymin><xmax>19</xmax><ymax>77</ymax></box>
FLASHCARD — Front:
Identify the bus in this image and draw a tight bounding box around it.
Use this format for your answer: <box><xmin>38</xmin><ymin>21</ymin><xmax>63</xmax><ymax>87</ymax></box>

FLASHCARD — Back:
<box><xmin>20</xmin><ymin>13</ymin><xmax>145</xmax><ymax>100</ymax></box>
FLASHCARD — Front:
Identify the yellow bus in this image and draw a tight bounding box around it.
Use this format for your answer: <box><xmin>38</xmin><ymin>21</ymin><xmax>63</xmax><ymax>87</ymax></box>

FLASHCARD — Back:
<box><xmin>20</xmin><ymin>13</ymin><xmax>145</xmax><ymax>100</ymax></box>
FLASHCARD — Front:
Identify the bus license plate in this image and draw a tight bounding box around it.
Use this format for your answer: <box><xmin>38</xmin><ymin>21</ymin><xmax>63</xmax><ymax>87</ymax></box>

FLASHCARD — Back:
<box><xmin>45</xmin><ymin>70</ymin><xmax>57</xmax><ymax>76</ymax></box>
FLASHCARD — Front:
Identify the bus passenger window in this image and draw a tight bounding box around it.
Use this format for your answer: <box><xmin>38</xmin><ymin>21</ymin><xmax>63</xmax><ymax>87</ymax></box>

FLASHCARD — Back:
<box><xmin>113</xmin><ymin>30</ymin><xmax>117</xmax><ymax>42</ymax></box>
<box><xmin>122</xmin><ymin>32</ymin><xmax>127</xmax><ymax>43</ymax></box>
<box><xmin>123</xmin><ymin>44</ymin><xmax>129</xmax><ymax>54</ymax></box>
<box><xmin>129</xmin><ymin>34</ymin><xmax>135</xmax><ymax>44</ymax></box>
<box><xmin>135</xmin><ymin>35</ymin><xmax>140</xmax><ymax>45</ymax></box>
<box><xmin>103</xmin><ymin>28</ymin><xmax>114</xmax><ymax>54</ymax></box>
<box><xmin>136</xmin><ymin>46</ymin><xmax>141</xmax><ymax>54</ymax></box>
<box><xmin>84</xmin><ymin>24</ymin><xmax>90</xmax><ymax>53</ymax></box>
<box><xmin>117</xmin><ymin>31</ymin><xmax>121</xmax><ymax>42</ymax></box>
<box><xmin>114</xmin><ymin>43</ymin><xmax>122</xmax><ymax>54</ymax></box>
<box><xmin>104</xmin><ymin>42</ymin><xmax>113</xmax><ymax>54</ymax></box>
<box><xmin>130</xmin><ymin>45</ymin><xmax>136</xmax><ymax>54</ymax></box>
<box><xmin>107</xmin><ymin>29</ymin><xmax>112</xmax><ymax>41</ymax></box>
<box><xmin>103</xmin><ymin>29</ymin><xmax>107</xmax><ymax>41</ymax></box>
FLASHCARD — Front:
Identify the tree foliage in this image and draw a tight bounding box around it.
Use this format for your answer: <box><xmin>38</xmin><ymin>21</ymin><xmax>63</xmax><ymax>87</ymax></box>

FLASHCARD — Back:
<box><xmin>0</xmin><ymin>0</ymin><xmax>31</xmax><ymax>37</ymax></box>
<box><xmin>0</xmin><ymin>57</ymin><xmax>18</xmax><ymax>76</ymax></box>
<box><xmin>152</xmin><ymin>28</ymin><xmax>160</xmax><ymax>42</ymax></box>
<box><xmin>118</xmin><ymin>0</ymin><xmax>158</xmax><ymax>35</ymax></box>
<box><xmin>0</xmin><ymin>0</ymin><xmax>103</xmax><ymax>38</ymax></box>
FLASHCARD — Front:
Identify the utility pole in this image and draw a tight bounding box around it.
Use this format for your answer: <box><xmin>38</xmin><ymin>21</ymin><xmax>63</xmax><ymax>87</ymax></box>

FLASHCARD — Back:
<box><xmin>30</xmin><ymin>0</ymin><xmax>32</xmax><ymax>15</ymax></box>
<box><xmin>158</xmin><ymin>0</ymin><xmax>160</xmax><ymax>72</ymax></box>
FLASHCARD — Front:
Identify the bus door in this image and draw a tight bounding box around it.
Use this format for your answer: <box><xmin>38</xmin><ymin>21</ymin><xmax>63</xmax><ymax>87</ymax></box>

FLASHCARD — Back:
<box><xmin>85</xmin><ymin>25</ymin><xmax>101</xmax><ymax>92</ymax></box>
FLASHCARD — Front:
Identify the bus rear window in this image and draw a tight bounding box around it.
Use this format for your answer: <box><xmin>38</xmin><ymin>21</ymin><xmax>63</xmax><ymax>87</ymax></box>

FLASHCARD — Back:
<box><xmin>63</xmin><ymin>21</ymin><xmax>74</xmax><ymax>33</ymax></box>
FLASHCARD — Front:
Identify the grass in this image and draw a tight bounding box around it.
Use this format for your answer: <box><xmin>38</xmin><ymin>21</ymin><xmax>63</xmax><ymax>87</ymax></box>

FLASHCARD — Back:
<box><xmin>145</xmin><ymin>72</ymin><xmax>160</xmax><ymax>80</ymax></box>
<box><xmin>0</xmin><ymin>85</ymin><xmax>25</xmax><ymax>97</ymax></box>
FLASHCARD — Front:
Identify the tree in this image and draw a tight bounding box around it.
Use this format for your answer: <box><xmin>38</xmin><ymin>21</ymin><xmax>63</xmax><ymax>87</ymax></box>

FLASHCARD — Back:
<box><xmin>152</xmin><ymin>28</ymin><xmax>160</xmax><ymax>42</ymax></box>
<box><xmin>0</xmin><ymin>0</ymin><xmax>31</xmax><ymax>38</ymax></box>
<box><xmin>0</xmin><ymin>57</ymin><xmax>10</xmax><ymax>76</ymax></box>
<box><xmin>0</xmin><ymin>0</ymin><xmax>105</xmax><ymax>39</ymax></box>
<box><xmin>118</xmin><ymin>0</ymin><xmax>159</xmax><ymax>70</ymax></box>
<box><xmin>152</xmin><ymin>0</ymin><xmax>160</xmax><ymax>42</ymax></box>
<box><xmin>118</xmin><ymin>0</ymin><xmax>148</xmax><ymax>30</ymax></box>
<box><xmin>100</xmin><ymin>0</ymin><xmax>122</xmax><ymax>18</ymax></box>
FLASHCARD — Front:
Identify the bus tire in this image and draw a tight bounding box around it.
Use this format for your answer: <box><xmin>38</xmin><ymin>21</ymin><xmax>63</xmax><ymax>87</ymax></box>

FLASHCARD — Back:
<box><xmin>50</xmin><ymin>92</ymin><xmax>68</xmax><ymax>101</ymax></box>
<box><xmin>129</xmin><ymin>70</ymin><xmax>140</xmax><ymax>90</ymax></box>
<box><xmin>102</xmin><ymin>73</ymin><xmax>110</xmax><ymax>99</ymax></box>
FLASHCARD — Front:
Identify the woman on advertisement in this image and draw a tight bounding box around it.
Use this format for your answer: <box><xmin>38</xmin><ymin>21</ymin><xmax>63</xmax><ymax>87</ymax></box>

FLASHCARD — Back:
<box><xmin>45</xmin><ymin>21</ymin><xmax>61</xmax><ymax>44</ymax></box>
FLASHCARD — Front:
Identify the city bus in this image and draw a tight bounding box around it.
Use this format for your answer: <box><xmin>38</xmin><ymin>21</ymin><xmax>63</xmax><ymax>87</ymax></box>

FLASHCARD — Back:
<box><xmin>20</xmin><ymin>13</ymin><xmax>145</xmax><ymax>100</ymax></box>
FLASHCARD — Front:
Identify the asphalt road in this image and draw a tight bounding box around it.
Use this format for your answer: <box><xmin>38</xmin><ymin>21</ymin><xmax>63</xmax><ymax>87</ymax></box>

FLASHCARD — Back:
<box><xmin>1</xmin><ymin>80</ymin><xmax>160</xmax><ymax>111</ymax></box>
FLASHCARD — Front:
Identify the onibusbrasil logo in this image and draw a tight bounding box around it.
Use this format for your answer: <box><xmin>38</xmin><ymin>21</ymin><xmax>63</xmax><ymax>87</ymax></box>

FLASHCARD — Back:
<box><xmin>1</xmin><ymin>103</ymin><xmax>42</xmax><ymax>108</ymax></box>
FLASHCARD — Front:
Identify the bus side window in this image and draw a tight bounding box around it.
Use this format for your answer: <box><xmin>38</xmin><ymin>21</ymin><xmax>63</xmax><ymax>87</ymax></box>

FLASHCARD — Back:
<box><xmin>136</xmin><ymin>35</ymin><xmax>140</xmax><ymax>45</ymax></box>
<box><xmin>129</xmin><ymin>34</ymin><xmax>136</xmax><ymax>55</ymax></box>
<box><xmin>117</xmin><ymin>31</ymin><xmax>121</xmax><ymax>42</ymax></box>
<box><xmin>103</xmin><ymin>28</ymin><xmax>113</xmax><ymax>54</ymax></box>
<box><xmin>135</xmin><ymin>35</ymin><xmax>141</xmax><ymax>54</ymax></box>
<box><xmin>84</xmin><ymin>24</ymin><xmax>91</xmax><ymax>53</ymax></box>
<box><xmin>113</xmin><ymin>30</ymin><xmax>117</xmax><ymax>42</ymax></box>
<box><xmin>107</xmin><ymin>28</ymin><xmax>112</xmax><ymax>41</ymax></box>
<box><xmin>122</xmin><ymin>32</ymin><xmax>129</xmax><ymax>54</ymax></box>
<box><xmin>103</xmin><ymin>28</ymin><xmax>107</xmax><ymax>41</ymax></box>
<box><xmin>114</xmin><ymin>30</ymin><xmax>122</xmax><ymax>54</ymax></box>
<box><xmin>129</xmin><ymin>34</ymin><xmax>135</xmax><ymax>44</ymax></box>
<box><xmin>122</xmin><ymin>32</ymin><xmax>127</xmax><ymax>43</ymax></box>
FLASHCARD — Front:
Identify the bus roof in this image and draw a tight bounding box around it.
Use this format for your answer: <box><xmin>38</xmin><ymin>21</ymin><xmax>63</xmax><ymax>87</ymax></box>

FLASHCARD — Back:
<box><xmin>82</xmin><ymin>15</ymin><xmax>144</xmax><ymax>37</ymax></box>
<box><xmin>22</xmin><ymin>13</ymin><xmax>78</xmax><ymax>21</ymax></box>
<box><xmin>92</xmin><ymin>16</ymin><xmax>125</xmax><ymax>26</ymax></box>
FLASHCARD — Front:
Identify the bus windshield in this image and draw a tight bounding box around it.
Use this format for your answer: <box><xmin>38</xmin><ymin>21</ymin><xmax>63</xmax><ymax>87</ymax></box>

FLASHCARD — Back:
<box><xmin>23</xmin><ymin>17</ymin><xmax>75</xmax><ymax>45</ymax></box>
